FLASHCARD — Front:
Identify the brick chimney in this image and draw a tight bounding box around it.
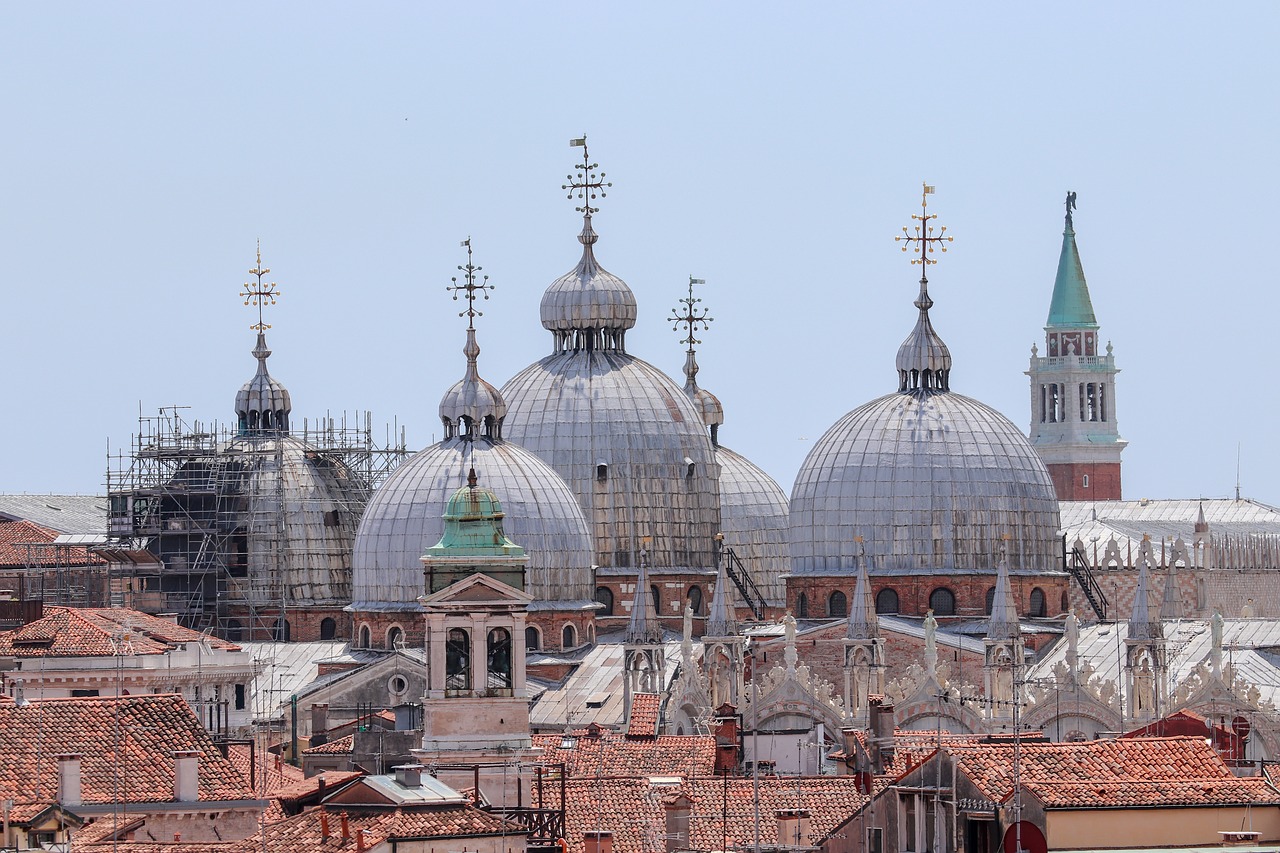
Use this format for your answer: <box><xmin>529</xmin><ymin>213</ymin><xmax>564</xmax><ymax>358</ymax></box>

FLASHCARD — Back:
<box><xmin>173</xmin><ymin>750</ymin><xmax>200</xmax><ymax>802</ymax></box>
<box><xmin>310</xmin><ymin>702</ymin><xmax>329</xmax><ymax>746</ymax></box>
<box><xmin>340</xmin><ymin>812</ymin><xmax>350</xmax><ymax>843</ymax></box>
<box><xmin>356</xmin><ymin>827</ymin><xmax>369</xmax><ymax>853</ymax></box>
<box><xmin>56</xmin><ymin>753</ymin><xmax>82</xmax><ymax>807</ymax></box>
<box><xmin>868</xmin><ymin>696</ymin><xmax>895</xmax><ymax>773</ymax></box>
<box><xmin>584</xmin><ymin>830</ymin><xmax>614</xmax><ymax>853</ymax></box>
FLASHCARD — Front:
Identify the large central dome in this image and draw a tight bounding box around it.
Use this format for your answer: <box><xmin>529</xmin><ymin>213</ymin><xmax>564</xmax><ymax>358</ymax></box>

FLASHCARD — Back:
<box><xmin>502</xmin><ymin>211</ymin><xmax>720</xmax><ymax>573</ymax></box>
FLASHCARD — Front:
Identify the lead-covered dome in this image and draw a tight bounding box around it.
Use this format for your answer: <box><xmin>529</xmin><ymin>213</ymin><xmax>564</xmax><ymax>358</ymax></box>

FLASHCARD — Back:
<box><xmin>351</xmin><ymin>437</ymin><xmax>595</xmax><ymax>610</ymax></box>
<box><xmin>717</xmin><ymin>445</ymin><xmax>789</xmax><ymax>605</ymax></box>
<box><xmin>540</xmin><ymin>215</ymin><xmax>637</xmax><ymax>350</ymax></box>
<box><xmin>791</xmin><ymin>263</ymin><xmax>1059</xmax><ymax>575</ymax></box>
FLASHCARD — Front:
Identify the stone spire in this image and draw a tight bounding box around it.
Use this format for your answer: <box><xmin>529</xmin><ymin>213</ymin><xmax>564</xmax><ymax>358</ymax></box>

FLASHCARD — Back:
<box><xmin>706</xmin><ymin>539</ymin><xmax>738</xmax><ymax>638</ymax></box>
<box><xmin>1129</xmin><ymin>538</ymin><xmax>1163</xmax><ymax>642</ymax></box>
<box><xmin>846</xmin><ymin>539</ymin><xmax>878</xmax><ymax>641</ymax></box>
<box><xmin>1125</xmin><ymin>537</ymin><xmax>1167</xmax><ymax>720</ymax></box>
<box><xmin>986</xmin><ymin>542</ymin><xmax>1021</xmax><ymax>641</ymax></box>
<box><xmin>235</xmin><ymin>244</ymin><xmax>291</xmax><ymax>435</ymax></box>
<box><xmin>627</xmin><ymin>548</ymin><xmax>663</xmax><ymax>645</ymax></box>
<box><xmin>894</xmin><ymin>183</ymin><xmax>954</xmax><ymax>393</ymax></box>
<box><xmin>440</xmin><ymin>239</ymin><xmax>506</xmax><ymax>441</ymax></box>
<box><xmin>1159</xmin><ymin>552</ymin><xmax>1182</xmax><ymax>621</ymax></box>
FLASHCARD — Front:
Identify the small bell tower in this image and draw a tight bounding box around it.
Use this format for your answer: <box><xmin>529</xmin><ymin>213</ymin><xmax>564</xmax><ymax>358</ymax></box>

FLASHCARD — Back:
<box><xmin>1027</xmin><ymin>193</ymin><xmax>1126</xmax><ymax>500</ymax></box>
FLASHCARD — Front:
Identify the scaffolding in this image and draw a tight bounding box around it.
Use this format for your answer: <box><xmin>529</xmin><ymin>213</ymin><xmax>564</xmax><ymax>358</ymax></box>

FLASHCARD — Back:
<box><xmin>103</xmin><ymin>405</ymin><xmax>409</xmax><ymax>639</ymax></box>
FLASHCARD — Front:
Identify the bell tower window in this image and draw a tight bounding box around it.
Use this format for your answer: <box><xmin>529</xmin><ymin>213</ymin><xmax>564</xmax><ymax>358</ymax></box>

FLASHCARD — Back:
<box><xmin>487</xmin><ymin>628</ymin><xmax>513</xmax><ymax>693</ymax></box>
<box><xmin>446</xmin><ymin>628</ymin><xmax>471</xmax><ymax>692</ymax></box>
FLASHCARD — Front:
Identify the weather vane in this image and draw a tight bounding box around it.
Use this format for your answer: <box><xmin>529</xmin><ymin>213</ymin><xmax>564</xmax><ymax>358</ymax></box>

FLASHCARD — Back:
<box><xmin>562</xmin><ymin>134</ymin><xmax>611</xmax><ymax>215</ymax></box>
<box><xmin>447</xmin><ymin>237</ymin><xmax>493</xmax><ymax>330</ymax></box>
<box><xmin>669</xmin><ymin>275</ymin><xmax>712</xmax><ymax>351</ymax></box>
<box><xmin>240</xmin><ymin>240</ymin><xmax>280</xmax><ymax>331</ymax></box>
<box><xmin>894</xmin><ymin>182</ymin><xmax>954</xmax><ymax>272</ymax></box>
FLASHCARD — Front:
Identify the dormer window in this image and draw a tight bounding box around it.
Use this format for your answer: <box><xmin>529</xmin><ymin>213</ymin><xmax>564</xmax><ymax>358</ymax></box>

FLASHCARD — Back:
<box><xmin>596</xmin><ymin>463</ymin><xmax>609</xmax><ymax>482</ymax></box>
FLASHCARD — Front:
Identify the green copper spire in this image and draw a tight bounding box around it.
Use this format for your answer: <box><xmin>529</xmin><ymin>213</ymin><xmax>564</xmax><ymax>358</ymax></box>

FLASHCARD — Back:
<box><xmin>1046</xmin><ymin>191</ymin><xmax>1098</xmax><ymax>329</ymax></box>
<box><xmin>422</xmin><ymin>468</ymin><xmax>528</xmax><ymax>592</ymax></box>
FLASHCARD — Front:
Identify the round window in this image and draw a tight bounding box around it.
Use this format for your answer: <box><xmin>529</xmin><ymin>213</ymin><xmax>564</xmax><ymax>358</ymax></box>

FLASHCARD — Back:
<box><xmin>388</xmin><ymin>675</ymin><xmax>409</xmax><ymax>696</ymax></box>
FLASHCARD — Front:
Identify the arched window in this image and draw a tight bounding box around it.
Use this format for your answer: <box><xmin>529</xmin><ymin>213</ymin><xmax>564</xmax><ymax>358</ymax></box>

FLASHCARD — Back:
<box><xmin>650</xmin><ymin>585</ymin><xmax>661</xmax><ymax>614</ymax></box>
<box><xmin>225</xmin><ymin>619</ymin><xmax>243</xmax><ymax>642</ymax></box>
<box><xmin>525</xmin><ymin>626</ymin><xmax>541</xmax><ymax>650</ymax></box>
<box><xmin>358</xmin><ymin>624</ymin><xmax>372</xmax><ymax>649</ymax></box>
<box><xmin>796</xmin><ymin>592</ymin><xmax>809</xmax><ymax>618</ymax></box>
<box><xmin>595</xmin><ymin>586</ymin><xmax>614</xmax><ymax>616</ymax></box>
<box><xmin>587</xmin><ymin>623</ymin><xmax>595</xmax><ymax>644</ymax></box>
<box><xmin>488</xmin><ymin>628</ymin><xmax>513</xmax><ymax>693</ymax></box>
<box><xmin>928</xmin><ymin>588</ymin><xmax>956</xmax><ymax>617</ymax></box>
<box><xmin>985</xmin><ymin>587</ymin><xmax>997</xmax><ymax>616</ymax></box>
<box><xmin>319</xmin><ymin>617</ymin><xmax>337</xmax><ymax>641</ymax></box>
<box><xmin>875</xmin><ymin>588</ymin><xmax>899</xmax><ymax>615</ymax></box>
<box><xmin>1061</xmin><ymin>590</ymin><xmax>1070</xmax><ymax>613</ymax></box>
<box><xmin>687</xmin><ymin>586</ymin><xmax>704</xmax><ymax>615</ymax></box>
<box><xmin>828</xmin><ymin>590</ymin><xmax>848</xmax><ymax>618</ymax></box>
<box><xmin>1029</xmin><ymin>587</ymin><xmax>1046</xmax><ymax>618</ymax></box>
<box><xmin>387</xmin><ymin>625</ymin><xmax>404</xmax><ymax>649</ymax></box>
<box><xmin>562</xmin><ymin>623</ymin><xmax>577</xmax><ymax>649</ymax></box>
<box><xmin>273</xmin><ymin>618</ymin><xmax>290</xmax><ymax>642</ymax></box>
<box><xmin>446</xmin><ymin>628</ymin><xmax>471</xmax><ymax>691</ymax></box>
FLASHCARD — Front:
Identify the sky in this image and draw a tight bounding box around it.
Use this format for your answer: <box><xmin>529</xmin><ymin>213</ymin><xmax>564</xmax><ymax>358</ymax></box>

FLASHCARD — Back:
<box><xmin>1</xmin><ymin>4</ymin><xmax>1275</xmax><ymax>507</ymax></box>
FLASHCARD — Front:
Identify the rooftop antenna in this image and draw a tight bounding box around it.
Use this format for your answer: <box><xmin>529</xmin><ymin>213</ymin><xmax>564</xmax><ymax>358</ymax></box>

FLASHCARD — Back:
<box><xmin>1236</xmin><ymin>443</ymin><xmax>1242</xmax><ymax>501</ymax></box>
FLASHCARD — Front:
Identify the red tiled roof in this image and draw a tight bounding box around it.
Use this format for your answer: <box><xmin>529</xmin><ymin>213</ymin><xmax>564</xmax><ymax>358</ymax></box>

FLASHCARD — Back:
<box><xmin>625</xmin><ymin>692</ymin><xmax>661</xmax><ymax>737</ymax></box>
<box><xmin>0</xmin><ymin>519</ymin><xmax>104</xmax><ymax>567</ymax></box>
<box><xmin>274</xmin><ymin>770</ymin><xmax>363</xmax><ymax>807</ymax></box>
<box><xmin>0</xmin><ymin>695</ymin><xmax>254</xmax><ymax>807</ymax></box>
<box><xmin>0</xmin><ymin>607</ymin><xmax>240</xmax><ymax>657</ymax></box>
<box><xmin>950</xmin><ymin>736</ymin><xmax>1280</xmax><ymax>809</ymax></box>
<box><xmin>562</xmin><ymin>776</ymin><xmax>868</xmax><ymax>853</ymax></box>
<box><xmin>532</xmin><ymin>728</ymin><xmax>715</xmax><ymax>779</ymax></box>
<box><xmin>224</xmin><ymin>744</ymin><xmax>307</xmax><ymax>798</ymax></box>
<box><xmin>304</xmin><ymin>734</ymin><xmax>355</xmax><ymax>755</ymax></box>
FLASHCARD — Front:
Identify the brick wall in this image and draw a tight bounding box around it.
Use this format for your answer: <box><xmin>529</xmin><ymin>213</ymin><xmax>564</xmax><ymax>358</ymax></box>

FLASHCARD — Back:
<box><xmin>786</xmin><ymin>574</ymin><xmax>1071</xmax><ymax>620</ymax></box>
<box><xmin>1048</xmin><ymin>462</ymin><xmax>1121</xmax><ymax>501</ymax></box>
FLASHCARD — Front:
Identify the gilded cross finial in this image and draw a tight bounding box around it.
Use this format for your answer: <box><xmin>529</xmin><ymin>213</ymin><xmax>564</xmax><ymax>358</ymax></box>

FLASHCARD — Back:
<box><xmin>894</xmin><ymin>183</ymin><xmax>953</xmax><ymax>272</ymax></box>
<box><xmin>240</xmin><ymin>240</ymin><xmax>280</xmax><ymax>331</ymax></box>
<box><xmin>447</xmin><ymin>237</ymin><xmax>493</xmax><ymax>330</ymax></box>
<box><xmin>669</xmin><ymin>276</ymin><xmax>711</xmax><ymax>352</ymax></box>
<box><xmin>562</xmin><ymin>135</ymin><xmax>611</xmax><ymax>215</ymax></box>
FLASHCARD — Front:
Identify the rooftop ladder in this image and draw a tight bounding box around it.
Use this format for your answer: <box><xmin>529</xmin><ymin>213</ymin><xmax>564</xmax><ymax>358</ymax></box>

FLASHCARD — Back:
<box><xmin>1064</xmin><ymin>536</ymin><xmax>1108</xmax><ymax>620</ymax></box>
<box><xmin>722</xmin><ymin>545</ymin><xmax>766</xmax><ymax>620</ymax></box>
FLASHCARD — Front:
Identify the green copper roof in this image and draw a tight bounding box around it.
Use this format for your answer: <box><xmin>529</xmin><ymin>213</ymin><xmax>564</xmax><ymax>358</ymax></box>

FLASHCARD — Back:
<box><xmin>1046</xmin><ymin>217</ymin><xmax>1098</xmax><ymax>329</ymax></box>
<box><xmin>424</xmin><ymin>470</ymin><xmax>526</xmax><ymax>559</ymax></box>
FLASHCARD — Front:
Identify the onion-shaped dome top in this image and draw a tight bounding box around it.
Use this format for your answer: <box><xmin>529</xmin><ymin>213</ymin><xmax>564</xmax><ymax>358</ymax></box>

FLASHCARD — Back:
<box><xmin>501</xmin><ymin>351</ymin><xmax>721</xmax><ymax>573</ymax></box>
<box><xmin>350</xmin><ymin>437</ymin><xmax>596</xmax><ymax>612</ymax></box>
<box><xmin>540</xmin><ymin>215</ymin><xmax>638</xmax><ymax>353</ymax></box>
<box><xmin>236</xmin><ymin>333</ymin><xmax>292</xmax><ymax>435</ymax></box>
<box><xmin>438</xmin><ymin>328</ymin><xmax>507</xmax><ymax>441</ymax></box>
<box><xmin>716</xmin><ymin>445</ymin><xmax>789</xmax><ymax>607</ymax></box>
<box><xmin>683</xmin><ymin>350</ymin><xmax>724</xmax><ymax>436</ymax></box>
<box><xmin>791</xmin><ymin>263</ymin><xmax>1058</xmax><ymax>575</ymax></box>
<box><xmin>215</xmin><ymin>434</ymin><xmax>366</xmax><ymax>606</ymax></box>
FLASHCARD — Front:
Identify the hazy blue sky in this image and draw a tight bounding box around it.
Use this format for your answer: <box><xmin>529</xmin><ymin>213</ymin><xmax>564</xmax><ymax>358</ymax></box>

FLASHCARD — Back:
<box><xmin>2</xmin><ymin>4</ymin><xmax>1275</xmax><ymax>507</ymax></box>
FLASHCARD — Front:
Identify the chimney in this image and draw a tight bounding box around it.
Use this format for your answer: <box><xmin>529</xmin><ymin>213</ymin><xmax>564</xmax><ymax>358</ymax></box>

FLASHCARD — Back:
<box><xmin>664</xmin><ymin>795</ymin><xmax>691</xmax><ymax>852</ymax></box>
<box><xmin>776</xmin><ymin>809</ymin><xmax>811</xmax><ymax>849</ymax></box>
<box><xmin>584</xmin><ymin>830</ymin><xmax>614</xmax><ymax>853</ymax></box>
<box><xmin>320</xmin><ymin>812</ymin><xmax>330</xmax><ymax>841</ymax></box>
<box><xmin>56</xmin><ymin>753</ymin><xmax>82</xmax><ymax>807</ymax></box>
<box><xmin>340</xmin><ymin>812</ymin><xmax>350</xmax><ymax>843</ymax></box>
<box><xmin>868</xmin><ymin>696</ymin><xmax>895</xmax><ymax>772</ymax></box>
<box><xmin>310</xmin><ymin>703</ymin><xmax>329</xmax><ymax>746</ymax></box>
<box><xmin>394</xmin><ymin>764</ymin><xmax>424</xmax><ymax>788</ymax></box>
<box><xmin>713</xmin><ymin>710</ymin><xmax>740</xmax><ymax>774</ymax></box>
<box><xmin>173</xmin><ymin>750</ymin><xmax>200</xmax><ymax>803</ymax></box>
<box><xmin>356</xmin><ymin>828</ymin><xmax>368</xmax><ymax>853</ymax></box>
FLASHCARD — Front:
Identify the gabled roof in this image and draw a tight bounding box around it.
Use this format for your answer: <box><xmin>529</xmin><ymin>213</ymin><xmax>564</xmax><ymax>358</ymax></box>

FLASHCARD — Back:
<box><xmin>948</xmin><ymin>736</ymin><xmax>1279</xmax><ymax>809</ymax></box>
<box><xmin>0</xmin><ymin>607</ymin><xmax>240</xmax><ymax>657</ymax></box>
<box><xmin>531</xmin><ymin>725</ymin><xmax>715</xmax><ymax>779</ymax></box>
<box><xmin>0</xmin><ymin>695</ymin><xmax>255</xmax><ymax>807</ymax></box>
<box><xmin>0</xmin><ymin>519</ymin><xmax>105</xmax><ymax>568</ymax></box>
<box><xmin>626</xmin><ymin>692</ymin><xmax>661</xmax><ymax>737</ymax></box>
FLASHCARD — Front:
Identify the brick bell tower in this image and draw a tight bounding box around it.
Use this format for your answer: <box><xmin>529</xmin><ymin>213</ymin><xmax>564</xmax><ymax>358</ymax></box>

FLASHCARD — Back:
<box><xmin>1027</xmin><ymin>192</ymin><xmax>1126</xmax><ymax>500</ymax></box>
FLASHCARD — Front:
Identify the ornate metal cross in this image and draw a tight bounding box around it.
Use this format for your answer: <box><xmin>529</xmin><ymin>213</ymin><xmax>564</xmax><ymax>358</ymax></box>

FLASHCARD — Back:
<box><xmin>447</xmin><ymin>237</ymin><xmax>493</xmax><ymax>329</ymax></box>
<box><xmin>895</xmin><ymin>182</ymin><xmax>953</xmax><ymax>268</ymax></box>
<box><xmin>562</xmin><ymin>134</ymin><xmax>612</xmax><ymax>215</ymax></box>
<box><xmin>240</xmin><ymin>241</ymin><xmax>280</xmax><ymax>331</ymax></box>
<box><xmin>669</xmin><ymin>275</ymin><xmax>712</xmax><ymax>352</ymax></box>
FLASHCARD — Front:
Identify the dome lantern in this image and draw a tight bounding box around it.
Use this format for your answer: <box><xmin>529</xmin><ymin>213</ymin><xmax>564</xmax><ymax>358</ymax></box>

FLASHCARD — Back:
<box><xmin>439</xmin><ymin>239</ymin><xmax>506</xmax><ymax>441</ymax></box>
<box><xmin>235</xmin><ymin>244</ymin><xmax>291</xmax><ymax>435</ymax></box>
<box><xmin>893</xmin><ymin>184</ymin><xmax>954</xmax><ymax>394</ymax></box>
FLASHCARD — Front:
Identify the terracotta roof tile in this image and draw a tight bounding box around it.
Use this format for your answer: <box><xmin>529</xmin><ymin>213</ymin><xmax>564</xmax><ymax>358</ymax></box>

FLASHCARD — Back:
<box><xmin>949</xmin><ymin>736</ymin><xmax>1280</xmax><ymax>809</ymax></box>
<box><xmin>625</xmin><ymin>692</ymin><xmax>661</xmax><ymax>737</ymax></box>
<box><xmin>0</xmin><ymin>607</ymin><xmax>240</xmax><ymax>657</ymax></box>
<box><xmin>0</xmin><ymin>695</ymin><xmax>254</xmax><ymax>806</ymax></box>
<box><xmin>532</xmin><ymin>728</ymin><xmax>715</xmax><ymax>779</ymax></box>
<box><xmin>304</xmin><ymin>734</ymin><xmax>355</xmax><ymax>755</ymax></box>
<box><xmin>0</xmin><ymin>519</ymin><xmax>104</xmax><ymax>567</ymax></box>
